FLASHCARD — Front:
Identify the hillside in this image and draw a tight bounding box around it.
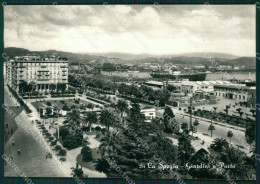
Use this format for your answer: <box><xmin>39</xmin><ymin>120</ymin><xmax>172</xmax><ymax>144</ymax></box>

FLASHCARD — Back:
<box><xmin>3</xmin><ymin>47</ymin><xmax>255</xmax><ymax>67</ymax></box>
<box><xmin>221</xmin><ymin>57</ymin><xmax>255</xmax><ymax>67</ymax></box>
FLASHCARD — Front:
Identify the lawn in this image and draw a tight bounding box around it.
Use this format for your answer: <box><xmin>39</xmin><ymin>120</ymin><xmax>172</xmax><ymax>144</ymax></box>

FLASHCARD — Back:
<box><xmin>31</xmin><ymin>99</ymin><xmax>97</xmax><ymax>112</ymax></box>
<box><xmin>4</xmin><ymin>106</ymin><xmax>23</xmax><ymax>144</ymax></box>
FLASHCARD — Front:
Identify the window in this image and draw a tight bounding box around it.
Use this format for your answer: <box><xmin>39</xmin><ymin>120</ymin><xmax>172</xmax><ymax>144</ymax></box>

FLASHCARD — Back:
<box><xmin>149</xmin><ymin>113</ymin><xmax>154</xmax><ymax>115</ymax></box>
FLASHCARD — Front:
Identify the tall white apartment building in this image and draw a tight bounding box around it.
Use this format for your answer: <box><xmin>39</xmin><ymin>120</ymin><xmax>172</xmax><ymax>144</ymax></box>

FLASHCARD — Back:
<box><xmin>6</xmin><ymin>55</ymin><xmax>69</xmax><ymax>92</ymax></box>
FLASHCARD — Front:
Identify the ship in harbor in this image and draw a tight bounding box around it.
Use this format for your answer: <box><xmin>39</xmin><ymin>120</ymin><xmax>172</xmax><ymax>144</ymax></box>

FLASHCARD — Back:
<box><xmin>150</xmin><ymin>70</ymin><xmax>207</xmax><ymax>81</ymax></box>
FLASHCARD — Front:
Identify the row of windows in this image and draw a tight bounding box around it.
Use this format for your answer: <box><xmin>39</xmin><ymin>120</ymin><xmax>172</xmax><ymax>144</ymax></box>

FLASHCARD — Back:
<box><xmin>216</xmin><ymin>92</ymin><xmax>247</xmax><ymax>100</ymax></box>
<box><xmin>17</xmin><ymin>63</ymin><xmax>67</xmax><ymax>67</ymax></box>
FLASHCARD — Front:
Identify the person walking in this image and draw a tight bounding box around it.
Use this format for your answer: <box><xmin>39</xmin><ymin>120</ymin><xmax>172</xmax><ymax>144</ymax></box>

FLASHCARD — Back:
<box><xmin>12</xmin><ymin>140</ymin><xmax>15</xmax><ymax>146</ymax></box>
<box><xmin>17</xmin><ymin>149</ymin><xmax>21</xmax><ymax>155</ymax></box>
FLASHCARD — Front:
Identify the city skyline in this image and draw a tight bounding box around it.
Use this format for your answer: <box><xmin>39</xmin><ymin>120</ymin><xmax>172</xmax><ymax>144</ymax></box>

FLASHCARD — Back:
<box><xmin>4</xmin><ymin>5</ymin><xmax>255</xmax><ymax>57</ymax></box>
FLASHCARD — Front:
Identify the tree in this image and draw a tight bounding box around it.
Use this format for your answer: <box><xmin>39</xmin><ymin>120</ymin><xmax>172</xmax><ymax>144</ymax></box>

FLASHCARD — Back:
<box><xmin>218</xmin><ymin>146</ymin><xmax>253</xmax><ymax>179</ymax></box>
<box><xmin>67</xmin><ymin>110</ymin><xmax>81</xmax><ymax>135</ymax></box>
<box><xmin>60</xmin><ymin>126</ymin><xmax>70</xmax><ymax>140</ymax></box>
<box><xmin>167</xmin><ymin>85</ymin><xmax>176</xmax><ymax>92</ymax></box>
<box><xmin>239</xmin><ymin>111</ymin><xmax>244</xmax><ymax>118</ymax></box>
<box><xmin>81</xmin><ymin>146</ymin><xmax>93</xmax><ymax>162</ymax></box>
<box><xmin>71</xmin><ymin>165</ymin><xmax>84</xmax><ymax>178</ymax></box>
<box><xmin>116</xmin><ymin>100</ymin><xmax>128</xmax><ymax>120</ymax></box>
<box><xmin>224</xmin><ymin>105</ymin><xmax>230</xmax><ymax>115</ymax></box>
<box><xmin>178</xmin><ymin>133</ymin><xmax>195</xmax><ymax>173</ymax></box>
<box><xmin>193</xmin><ymin>119</ymin><xmax>199</xmax><ymax>133</ymax></box>
<box><xmin>95</xmin><ymin>158</ymin><xmax>110</xmax><ymax>173</ymax></box>
<box><xmin>87</xmin><ymin>103</ymin><xmax>94</xmax><ymax>111</ymax></box>
<box><xmin>245</xmin><ymin>121</ymin><xmax>255</xmax><ymax>149</ymax></box>
<box><xmin>181</xmin><ymin>122</ymin><xmax>189</xmax><ymax>134</ymax></box>
<box><xmin>163</xmin><ymin>106</ymin><xmax>175</xmax><ymax>133</ymax></box>
<box><xmin>98</xmin><ymin>103</ymin><xmax>174</xmax><ymax>178</ymax></box>
<box><xmin>18</xmin><ymin>80</ymin><xmax>28</xmax><ymax>94</ymax></box>
<box><xmin>63</xmin><ymin>136</ymin><xmax>81</xmax><ymax>149</ymax></box>
<box><xmin>227</xmin><ymin>131</ymin><xmax>233</xmax><ymax>143</ymax></box>
<box><xmin>209</xmin><ymin>138</ymin><xmax>229</xmax><ymax>153</ymax></box>
<box><xmin>50</xmin><ymin>84</ymin><xmax>56</xmax><ymax>91</ymax></box>
<box><xmin>58</xmin><ymin>83</ymin><xmax>67</xmax><ymax>92</ymax></box>
<box><xmin>208</xmin><ymin>124</ymin><xmax>215</xmax><ymax>137</ymax></box>
<box><xmin>45</xmin><ymin>107</ymin><xmax>52</xmax><ymax>117</ymax></box>
<box><xmin>99</xmin><ymin>109</ymin><xmax>117</xmax><ymax>130</ymax></box>
<box><xmin>84</xmin><ymin>112</ymin><xmax>97</xmax><ymax>132</ymax></box>
<box><xmin>58</xmin><ymin>149</ymin><xmax>67</xmax><ymax>156</ymax></box>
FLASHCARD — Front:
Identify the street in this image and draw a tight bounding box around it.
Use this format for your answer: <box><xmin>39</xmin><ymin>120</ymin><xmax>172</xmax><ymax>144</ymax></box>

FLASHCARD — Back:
<box><xmin>4</xmin><ymin>86</ymin><xmax>67</xmax><ymax>177</ymax></box>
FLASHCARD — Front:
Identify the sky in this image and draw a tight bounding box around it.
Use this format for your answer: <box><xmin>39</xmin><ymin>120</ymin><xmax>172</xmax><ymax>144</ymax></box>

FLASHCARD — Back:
<box><xmin>4</xmin><ymin>5</ymin><xmax>255</xmax><ymax>56</ymax></box>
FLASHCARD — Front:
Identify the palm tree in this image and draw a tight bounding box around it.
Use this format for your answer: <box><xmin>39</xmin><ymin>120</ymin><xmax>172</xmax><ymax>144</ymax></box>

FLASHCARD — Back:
<box><xmin>67</xmin><ymin>109</ymin><xmax>81</xmax><ymax>135</ymax></box>
<box><xmin>224</xmin><ymin>105</ymin><xmax>230</xmax><ymax>115</ymax></box>
<box><xmin>99</xmin><ymin>109</ymin><xmax>116</xmax><ymax>130</ymax></box>
<box><xmin>71</xmin><ymin>164</ymin><xmax>84</xmax><ymax>178</ymax></box>
<box><xmin>219</xmin><ymin>146</ymin><xmax>250</xmax><ymax>179</ymax></box>
<box><xmin>209</xmin><ymin>138</ymin><xmax>229</xmax><ymax>153</ymax></box>
<box><xmin>99</xmin><ymin>131</ymin><xmax>118</xmax><ymax>156</ymax></box>
<box><xmin>239</xmin><ymin>111</ymin><xmax>244</xmax><ymax>118</ymax></box>
<box><xmin>193</xmin><ymin>119</ymin><xmax>199</xmax><ymax>133</ymax></box>
<box><xmin>227</xmin><ymin>131</ymin><xmax>233</xmax><ymax>143</ymax></box>
<box><xmin>84</xmin><ymin>112</ymin><xmax>97</xmax><ymax>132</ymax></box>
<box><xmin>116</xmin><ymin>100</ymin><xmax>128</xmax><ymax>121</ymax></box>
<box><xmin>208</xmin><ymin>124</ymin><xmax>215</xmax><ymax>137</ymax></box>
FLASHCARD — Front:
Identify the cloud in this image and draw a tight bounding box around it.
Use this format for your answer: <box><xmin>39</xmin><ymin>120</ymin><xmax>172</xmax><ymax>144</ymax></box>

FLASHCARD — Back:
<box><xmin>4</xmin><ymin>5</ymin><xmax>255</xmax><ymax>56</ymax></box>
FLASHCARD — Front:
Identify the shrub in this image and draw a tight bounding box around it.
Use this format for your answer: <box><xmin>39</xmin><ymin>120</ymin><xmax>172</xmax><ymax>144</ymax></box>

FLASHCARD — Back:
<box><xmin>95</xmin><ymin>133</ymin><xmax>101</xmax><ymax>138</ymax></box>
<box><xmin>81</xmin><ymin>146</ymin><xmax>93</xmax><ymax>162</ymax></box>
<box><xmin>63</xmin><ymin>136</ymin><xmax>81</xmax><ymax>149</ymax></box>
<box><xmin>59</xmin><ymin>157</ymin><xmax>66</xmax><ymax>162</ymax></box>
<box><xmin>54</xmin><ymin>145</ymin><xmax>62</xmax><ymax>151</ymax></box>
<box><xmin>60</xmin><ymin>127</ymin><xmax>70</xmax><ymax>141</ymax></box>
<box><xmin>95</xmin><ymin>126</ymin><xmax>101</xmax><ymax>131</ymax></box>
<box><xmin>58</xmin><ymin>149</ymin><xmax>67</xmax><ymax>156</ymax></box>
<box><xmin>51</xmin><ymin>140</ymin><xmax>57</xmax><ymax>146</ymax></box>
<box><xmin>49</xmin><ymin>137</ymin><xmax>54</xmax><ymax>141</ymax></box>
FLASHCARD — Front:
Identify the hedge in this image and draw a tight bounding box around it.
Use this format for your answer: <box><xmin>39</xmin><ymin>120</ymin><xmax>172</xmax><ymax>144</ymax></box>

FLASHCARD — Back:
<box><xmin>86</xmin><ymin>96</ymin><xmax>107</xmax><ymax>105</ymax></box>
<box><xmin>51</xmin><ymin>94</ymin><xmax>75</xmax><ymax>98</ymax></box>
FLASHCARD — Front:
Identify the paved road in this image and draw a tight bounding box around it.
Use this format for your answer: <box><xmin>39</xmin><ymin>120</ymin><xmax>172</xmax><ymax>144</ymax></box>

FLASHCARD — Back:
<box><xmin>4</xmin><ymin>86</ymin><xmax>66</xmax><ymax>177</ymax></box>
<box><xmin>170</xmin><ymin>108</ymin><xmax>252</xmax><ymax>154</ymax></box>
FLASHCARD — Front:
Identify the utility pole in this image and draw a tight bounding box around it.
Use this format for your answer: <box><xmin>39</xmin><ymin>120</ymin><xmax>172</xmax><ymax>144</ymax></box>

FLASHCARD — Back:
<box><xmin>189</xmin><ymin>97</ymin><xmax>193</xmax><ymax>134</ymax></box>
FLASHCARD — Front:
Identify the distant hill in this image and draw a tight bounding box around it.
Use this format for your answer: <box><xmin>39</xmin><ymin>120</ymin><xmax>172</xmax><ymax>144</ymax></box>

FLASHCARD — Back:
<box><xmin>177</xmin><ymin>52</ymin><xmax>239</xmax><ymax>60</ymax></box>
<box><xmin>3</xmin><ymin>47</ymin><xmax>103</xmax><ymax>64</ymax></box>
<box><xmin>221</xmin><ymin>57</ymin><xmax>255</xmax><ymax>67</ymax></box>
<box><xmin>4</xmin><ymin>47</ymin><xmax>254</xmax><ymax>67</ymax></box>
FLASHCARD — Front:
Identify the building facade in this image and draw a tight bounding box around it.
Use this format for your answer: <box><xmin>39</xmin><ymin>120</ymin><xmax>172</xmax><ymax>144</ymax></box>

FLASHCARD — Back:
<box><xmin>214</xmin><ymin>84</ymin><xmax>256</xmax><ymax>107</ymax></box>
<box><xmin>6</xmin><ymin>56</ymin><xmax>69</xmax><ymax>92</ymax></box>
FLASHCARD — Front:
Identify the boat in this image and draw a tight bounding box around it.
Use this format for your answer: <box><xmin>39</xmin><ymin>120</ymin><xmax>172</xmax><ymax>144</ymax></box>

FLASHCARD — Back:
<box><xmin>150</xmin><ymin>70</ymin><xmax>207</xmax><ymax>81</ymax></box>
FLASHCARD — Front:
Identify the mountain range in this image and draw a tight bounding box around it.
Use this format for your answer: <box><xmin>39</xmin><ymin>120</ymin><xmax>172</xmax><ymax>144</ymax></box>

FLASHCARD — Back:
<box><xmin>3</xmin><ymin>47</ymin><xmax>256</xmax><ymax>67</ymax></box>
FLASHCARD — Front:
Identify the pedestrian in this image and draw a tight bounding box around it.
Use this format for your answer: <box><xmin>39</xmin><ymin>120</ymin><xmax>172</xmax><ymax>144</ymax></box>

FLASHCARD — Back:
<box><xmin>12</xmin><ymin>140</ymin><xmax>15</xmax><ymax>146</ymax></box>
<box><xmin>17</xmin><ymin>149</ymin><xmax>21</xmax><ymax>155</ymax></box>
